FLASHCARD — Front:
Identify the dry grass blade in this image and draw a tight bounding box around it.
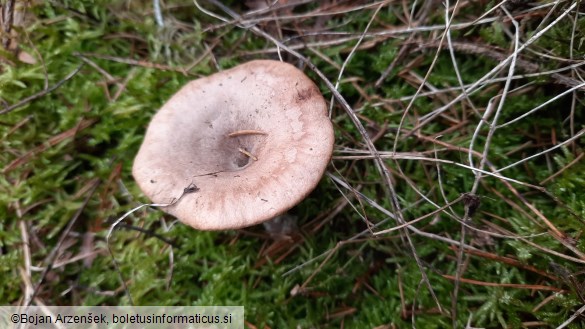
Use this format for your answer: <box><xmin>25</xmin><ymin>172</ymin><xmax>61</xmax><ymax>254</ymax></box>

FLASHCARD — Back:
<box><xmin>413</xmin><ymin>1</ymin><xmax>579</xmax><ymax>135</ymax></box>
<box><xmin>540</xmin><ymin>152</ymin><xmax>585</xmax><ymax>185</ymax></box>
<box><xmin>3</xmin><ymin>0</ymin><xmax>584</xmax><ymax>326</ymax></box>
<box><xmin>27</xmin><ymin>179</ymin><xmax>100</xmax><ymax>307</ymax></box>
<box><xmin>416</xmin><ymin>41</ymin><xmax>585</xmax><ymax>91</ymax></box>
<box><xmin>198</xmin><ymin>0</ymin><xmax>447</xmax><ymax>312</ymax></box>
<box><xmin>0</xmin><ymin>64</ymin><xmax>85</xmax><ymax>115</ymax></box>
<box><xmin>2</xmin><ymin>118</ymin><xmax>96</xmax><ymax>173</ymax></box>
<box><xmin>1</xmin><ymin>0</ymin><xmax>15</xmax><ymax>49</ymax></box>
<box><xmin>372</xmin><ymin>194</ymin><xmax>463</xmax><ymax>236</ymax></box>
<box><xmin>449</xmin><ymin>246</ymin><xmax>559</xmax><ymax>281</ymax></box>
<box><xmin>19</xmin><ymin>220</ymin><xmax>33</xmax><ymax>306</ymax></box>
<box><xmin>557</xmin><ymin>304</ymin><xmax>585</xmax><ymax>329</ymax></box>
<box><xmin>106</xmin><ymin>182</ymin><xmax>200</xmax><ymax>304</ymax></box>
<box><xmin>77</xmin><ymin>53</ymin><xmax>188</xmax><ymax>75</ymax></box>
<box><xmin>441</xmin><ymin>275</ymin><xmax>564</xmax><ymax>292</ymax></box>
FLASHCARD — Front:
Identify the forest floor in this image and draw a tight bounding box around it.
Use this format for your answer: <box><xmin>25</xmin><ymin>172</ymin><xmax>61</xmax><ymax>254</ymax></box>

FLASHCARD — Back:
<box><xmin>1</xmin><ymin>1</ymin><xmax>585</xmax><ymax>328</ymax></box>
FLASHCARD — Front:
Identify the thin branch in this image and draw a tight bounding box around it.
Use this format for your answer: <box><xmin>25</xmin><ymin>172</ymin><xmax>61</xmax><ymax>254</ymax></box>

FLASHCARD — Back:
<box><xmin>496</xmin><ymin>127</ymin><xmax>585</xmax><ymax>173</ymax></box>
<box><xmin>413</xmin><ymin>1</ymin><xmax>579</xmax><ymax>135</ymax></box>
<box><xmin>28</xmin><ymin>179</ymin><xmax>100</xmax><ymax>306</ymax></box>
<box><xmin>111</xmin><ymin>223</ymin><xmax>177</xmax><ymax>248</ymax></box>
<box><xmin>0</xmin><ymin>64</ymin><xmax>85</xmax><ymax>115</ymax></box>
<box><xmin>1</xmin><ymin>0</ymin><xmax>15</xmax><ymax>49</ymax></box>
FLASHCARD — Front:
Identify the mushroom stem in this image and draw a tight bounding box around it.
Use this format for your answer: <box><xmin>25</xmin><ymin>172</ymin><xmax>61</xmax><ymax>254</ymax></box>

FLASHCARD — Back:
<box><xmin>228</xmin><ymin>130</ymin><xmax>268</xmax><ymax>137</ymax></box>
<box><xmin>238</xmin><ymin>148</ymin><xmax>258</xmax><ymax>161</ymax></box>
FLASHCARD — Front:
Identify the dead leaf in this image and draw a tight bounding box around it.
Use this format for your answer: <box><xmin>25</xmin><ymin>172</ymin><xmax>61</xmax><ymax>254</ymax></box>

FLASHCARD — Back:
<box><xmin>17</xmin><ymin>49</ymin><xmax>35</xmax><ymax>64</ymax></box>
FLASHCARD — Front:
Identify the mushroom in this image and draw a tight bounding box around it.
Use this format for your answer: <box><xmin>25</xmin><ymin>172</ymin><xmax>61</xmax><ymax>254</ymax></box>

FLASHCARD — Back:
<box><xmin>132</xmin><ymin>60</ymin><xmax>334</xmax><ymax>230</ymax></box>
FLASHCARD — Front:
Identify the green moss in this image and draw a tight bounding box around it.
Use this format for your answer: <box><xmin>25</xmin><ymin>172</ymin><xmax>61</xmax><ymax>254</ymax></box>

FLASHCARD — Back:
<box><xmin>1</xmin><ymin>1</ymin><xmax>584</xmax><ymax>327</ymax></box>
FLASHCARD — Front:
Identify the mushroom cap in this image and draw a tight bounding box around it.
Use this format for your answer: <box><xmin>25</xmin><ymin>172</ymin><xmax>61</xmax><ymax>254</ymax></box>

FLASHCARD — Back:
<box><xmin>132</xmin><ymin>60</ymin><xmax>334</xmax><ymax>230</ymax></box>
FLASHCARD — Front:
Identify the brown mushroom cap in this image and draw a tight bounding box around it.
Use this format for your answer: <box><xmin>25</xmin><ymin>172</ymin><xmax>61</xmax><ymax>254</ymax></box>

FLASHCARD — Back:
<box><xmin>132</xmin><ymin>60</ymin><xmax>334</xmax><ymax>230</ymax></box>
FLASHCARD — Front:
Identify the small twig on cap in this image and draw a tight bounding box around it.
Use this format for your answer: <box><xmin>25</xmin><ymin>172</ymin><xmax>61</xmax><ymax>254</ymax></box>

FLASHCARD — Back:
<box><xmin>238</xmin><ymin>148</ymin><xmax>258</xmax><ymax>161</ymax></box>
<box><xmin>228</xmin><ymin>130</ymin><xmax>268</xmax><ymax>137</ymax></box>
